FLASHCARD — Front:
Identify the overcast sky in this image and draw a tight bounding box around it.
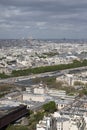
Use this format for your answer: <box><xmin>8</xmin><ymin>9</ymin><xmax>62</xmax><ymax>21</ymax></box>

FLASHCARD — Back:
<box><xmin>0</xmin><ymin>0</ymin><xmax>87</xmax><ymax>39</ymax></box>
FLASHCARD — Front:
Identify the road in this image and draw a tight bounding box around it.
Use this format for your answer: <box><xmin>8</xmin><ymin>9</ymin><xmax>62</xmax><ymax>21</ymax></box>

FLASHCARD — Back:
<box><xmin>0</xmin><ymin>66</ymin><xmax>87</xmax><ymax>84</ymax></box>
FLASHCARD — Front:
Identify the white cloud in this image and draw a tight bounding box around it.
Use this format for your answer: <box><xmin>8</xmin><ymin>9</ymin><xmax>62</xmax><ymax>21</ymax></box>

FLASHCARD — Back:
<box><xmin>0</xmin><ymin>0</ymin><xmax>87</xmax><ymax>39</ymax></box>
<box><xmin>36</xmin><ymin>22</ymin><xmax>47</xmax><ymax>26</ymax></box>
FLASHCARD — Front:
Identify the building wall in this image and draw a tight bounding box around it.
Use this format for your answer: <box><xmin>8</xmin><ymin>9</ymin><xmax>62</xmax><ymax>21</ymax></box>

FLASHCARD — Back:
<box><xmin>56</xmin><ymin>119</ymin><xmax>70</xmax><ymax>130</ymax></box>
<box><xmin>34</xmin><ymin>87</ymin><xmax>45</xmax><ymax>94</ymax></box>
<box><xmin>23</xmin><ymin>93</ymin><xmax>46</xmax><ymax>102</ymax></box>
<box><xmin>57</xmin><ymin>103</ymin><xmax>66</xmax><ymax>110</ymax></box>
<box><xmin>36</xmin><ymin>117</ymin><xmax>56</xmax><ymax>130</ymax></box>
<box><xmin>36</xmin><ymin>126</ymin><xmax>46</xmax><ymax>130</ymax></box>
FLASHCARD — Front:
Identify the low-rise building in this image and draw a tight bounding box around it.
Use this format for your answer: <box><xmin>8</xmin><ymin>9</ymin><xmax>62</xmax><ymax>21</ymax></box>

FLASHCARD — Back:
<box><xmin>47</xmin><ymin>89</ymin><xmax>66</xmax><ymax>98</ymax></box>
<box><xmin>5</xmin><ymin>91</ymin><xmax>23</xmax><ymax>101</ymax></box>
<box><xmin>36</xmin><ymin>116</ymin><xmax>56</xmax><ymax>130</ymax></box>
<box><xmin>23</xmin><ymin>93</ymin><xmax>46</xmax><ymax>102</ymax></box>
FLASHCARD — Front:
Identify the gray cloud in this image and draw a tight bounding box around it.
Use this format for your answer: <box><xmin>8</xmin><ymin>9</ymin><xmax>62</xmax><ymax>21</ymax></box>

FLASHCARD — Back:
<box><xmin>0</xmin><ymin>0</ymin><xmax>87</xmax><ymax>39</ymax></box>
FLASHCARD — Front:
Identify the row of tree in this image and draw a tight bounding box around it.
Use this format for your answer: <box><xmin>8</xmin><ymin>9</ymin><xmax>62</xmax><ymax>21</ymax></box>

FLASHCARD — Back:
<box><xmin>0</xmin><ymin>59</ymin><xmax>87</xmax><ymax>78</ymax></box>
<box><xmin>11</xmin><ymin>59</ymin><xmax>87</xmax><ymax>77</ymax></box>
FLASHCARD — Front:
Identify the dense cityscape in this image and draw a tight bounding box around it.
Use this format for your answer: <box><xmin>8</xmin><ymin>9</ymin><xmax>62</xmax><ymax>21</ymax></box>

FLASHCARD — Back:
<box><xmin>0</xmin><ymin>39</ymin><xmax>87</xmax><ymax>130</ymax></box>
<box><xmin>1</xmin><ymin>0</ymin><xmax>87</xmax><ymax>129</ymax></box>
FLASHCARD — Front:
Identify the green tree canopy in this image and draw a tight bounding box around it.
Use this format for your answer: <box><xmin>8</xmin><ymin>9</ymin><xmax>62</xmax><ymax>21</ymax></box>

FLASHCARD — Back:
<box><xmin>6</xmin><ymin>125</ymin><xmax>28</xmax><ymax>130</ymax></box>
<box><xmin>43</xmin><ymin>101</ymin><xmax>57</xmax><ymax>113</ymax></box>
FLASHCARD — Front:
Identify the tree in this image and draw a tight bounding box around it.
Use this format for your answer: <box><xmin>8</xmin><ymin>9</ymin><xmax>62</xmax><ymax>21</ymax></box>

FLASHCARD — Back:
<box><xmin>6</xmin><ymin>125</ymin><xmax>28</xmax><ymax>130</ymax></box>
<box><xmin>74</xmin><ymin>81</ymin><xmax>84</xmax><ymax>86</ymax></box>
<box><xmin>34</xmin><ymin>112</ymin><xmax>44</xmax><ymax>121</ymax></box>
<box><xmin>43</xmin><ymin>101</ymin><xmax>57</xmax><ymax>113</ymax></box>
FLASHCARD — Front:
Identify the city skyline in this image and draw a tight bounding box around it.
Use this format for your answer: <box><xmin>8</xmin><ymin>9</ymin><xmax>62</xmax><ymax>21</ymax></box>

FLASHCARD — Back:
<box><xmin>0</xmin><ymin>0</ymin><xmax>87</xmax><ymax>39</ymax></box>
